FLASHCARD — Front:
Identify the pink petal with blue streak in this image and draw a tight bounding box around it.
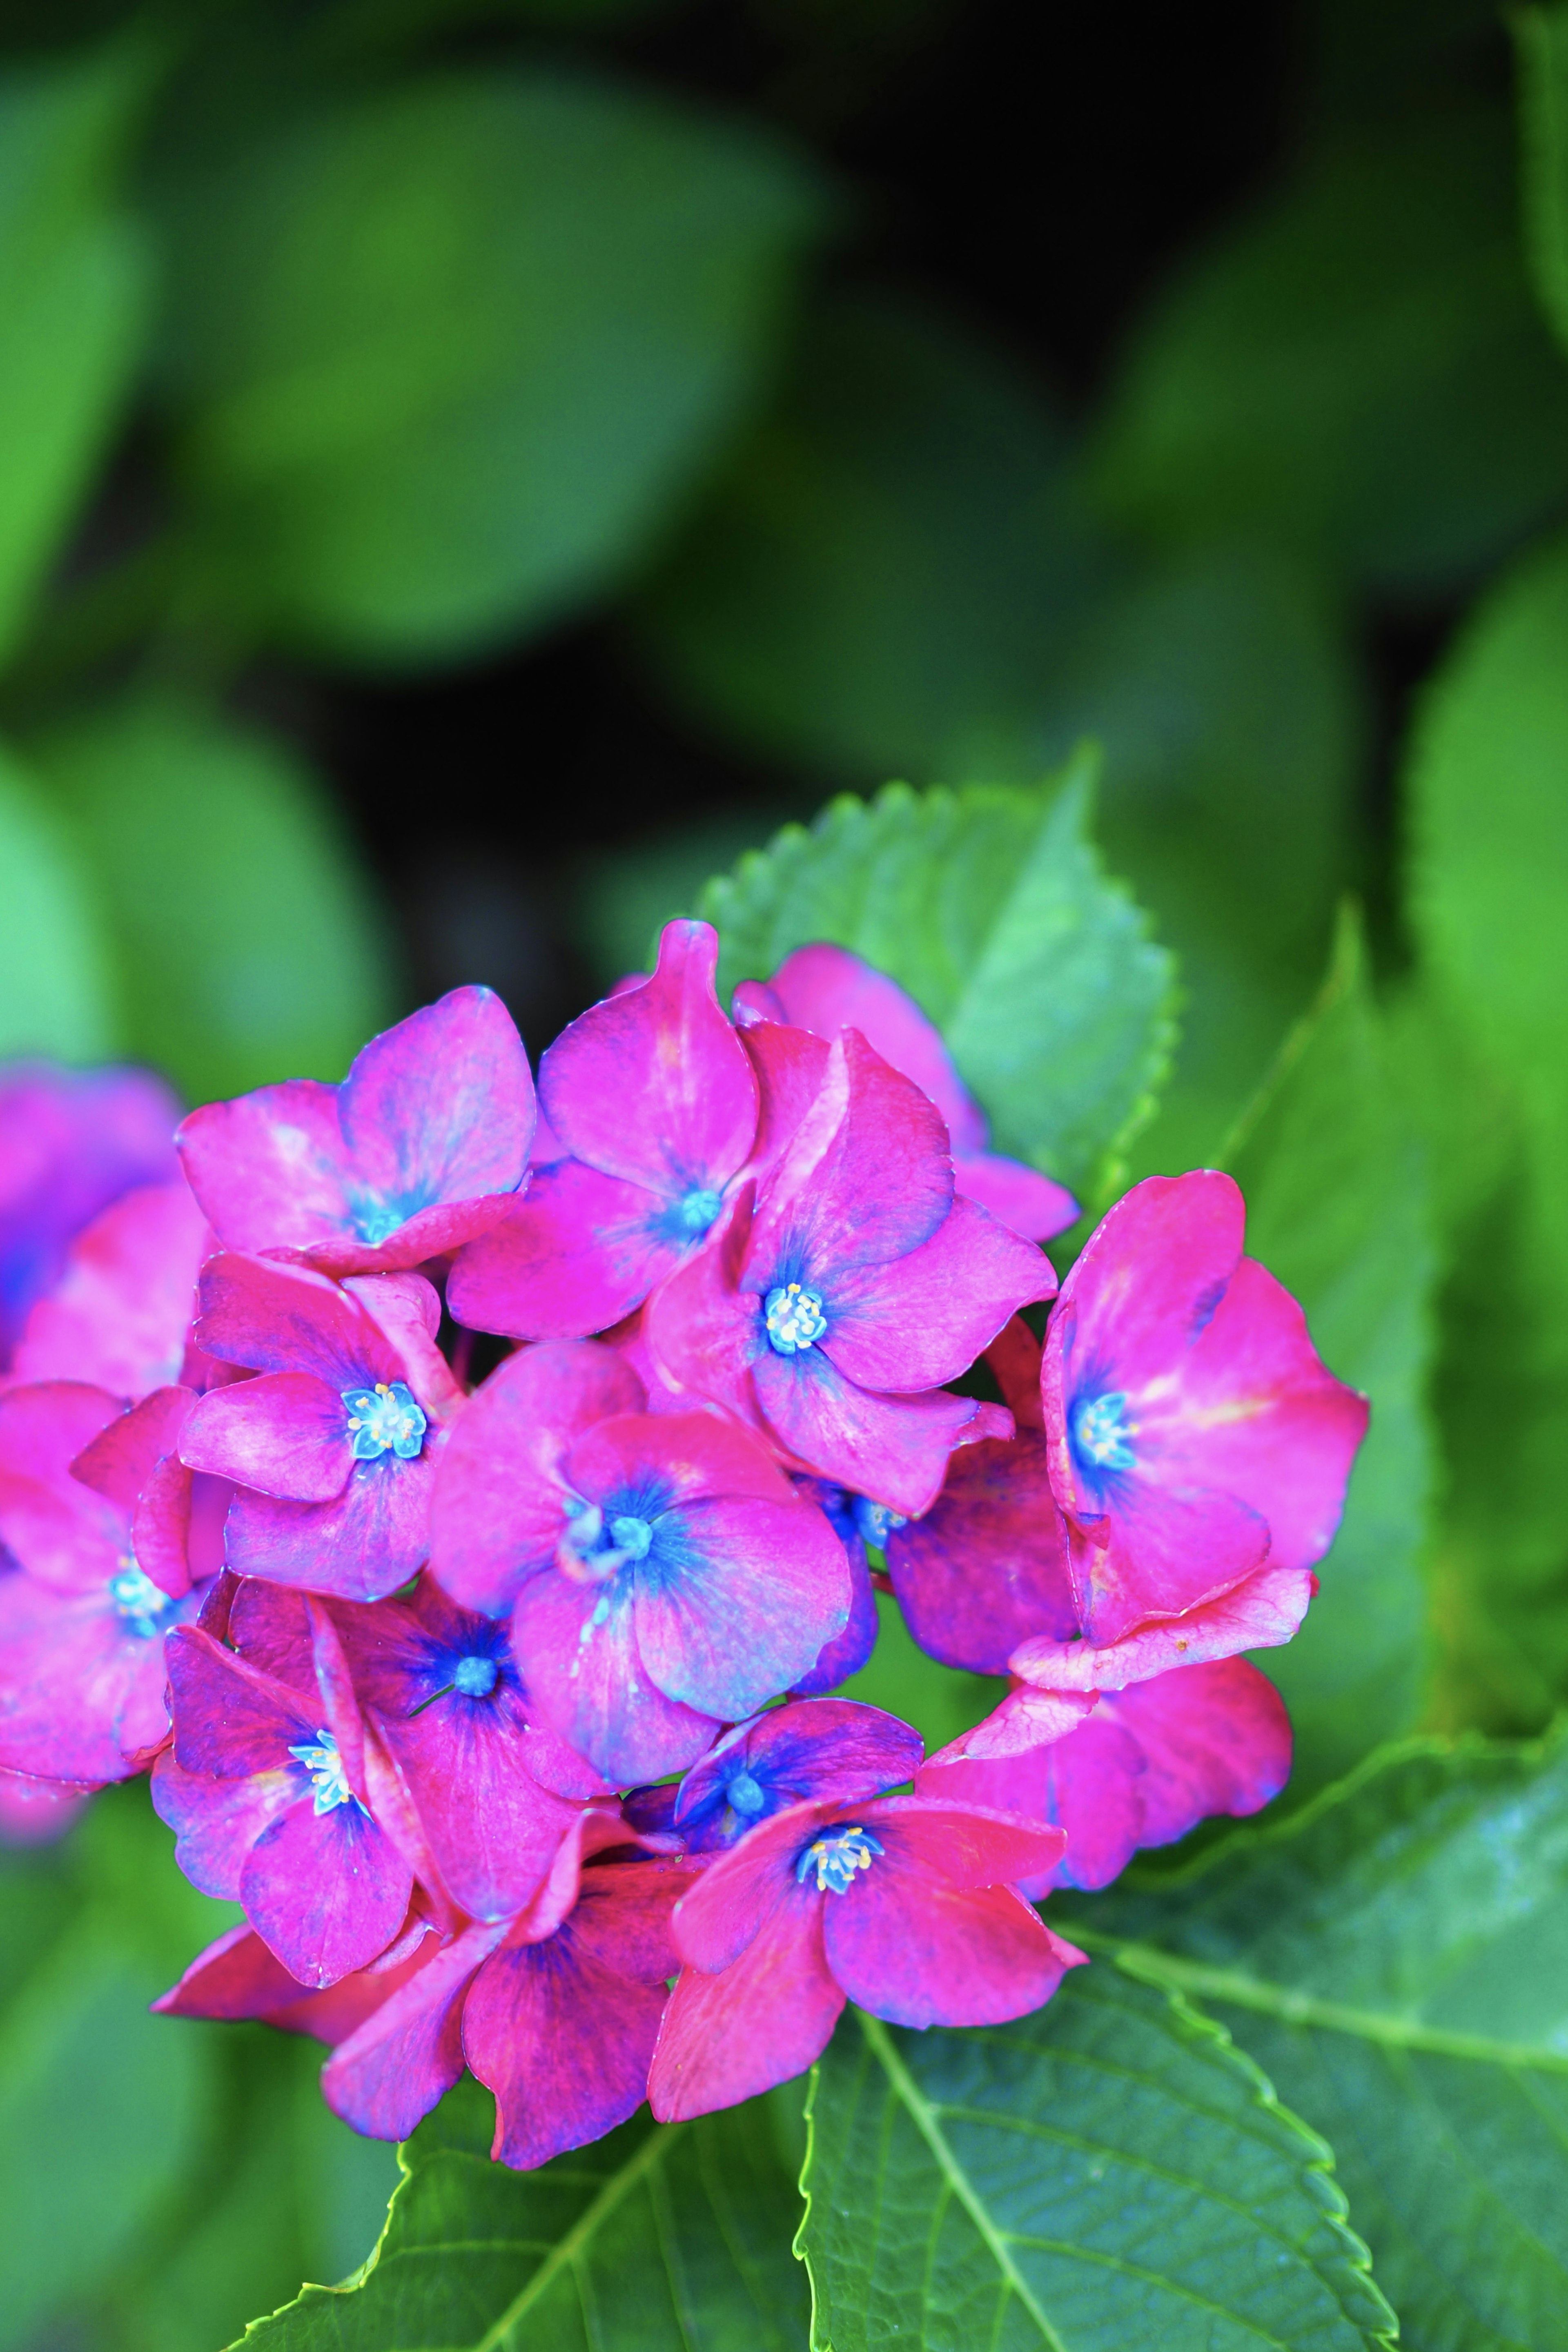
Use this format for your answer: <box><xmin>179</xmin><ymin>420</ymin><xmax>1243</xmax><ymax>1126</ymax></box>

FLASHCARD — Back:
<box><xmin>241</xmin><ymin>1795</ymin><xmax>412</xmax><ymax>1987</ymax></box>
<box><xmin>751</xmin><ymin>1344</ymin><xmax>978</xmax><ymax>1517</ymax></box>
<box><xmin>510</xmin><ymin>1568</ymin><xmax>718</xmax><ymax>1787</ymax></box>
<box><xmin>336</xmin><ymin>986</ymin><xmax>533</xmax><ymax>1232</ymax></box>
<box><xmin>447</xmin><ymin>1159</ymin><xmax>681</xmax><ymax>1341</ymax></box>
<box><xmin>151</xmin><ymin>1746</ymin><xmax>301</xmax><ymax>1897</ymax></box>
<box><xmin>192</xmin><ymin>1254</ymin><xmax>404</xmax><ymax>1389</ymax></box>
<box><xmin>822</xmin><ymin>1195</ymin><xmax>1054</xmax><ymax>1394</ymax></box>
<box><xmin>674</xmin><ymin>1698</ymin><xmax>923</xmax><ymax>1852</ymax></box>
<box><xmin>0</xmin><ymin>1572</ymin><xmax>195</xmax><ymax>1780</ymax></box>
<box><xmin>220</xmin><ymin>1449</ymin><xmax>439</xmax><ymax>1601</ymax></box>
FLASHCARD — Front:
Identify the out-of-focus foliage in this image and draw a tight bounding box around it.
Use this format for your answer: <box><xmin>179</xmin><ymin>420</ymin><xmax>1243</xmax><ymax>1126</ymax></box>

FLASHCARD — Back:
<box><xmin>0</xmin><ymin>738</ymin><xmax>114</xmax><ymax>1059</ymax></box>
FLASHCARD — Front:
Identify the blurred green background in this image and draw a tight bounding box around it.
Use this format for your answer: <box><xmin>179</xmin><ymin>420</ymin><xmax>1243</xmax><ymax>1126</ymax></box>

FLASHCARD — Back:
<box><xmin>2</xmin><ymin>0</ymin><xmax>1568</xmax><ymax>2343</ymax></box>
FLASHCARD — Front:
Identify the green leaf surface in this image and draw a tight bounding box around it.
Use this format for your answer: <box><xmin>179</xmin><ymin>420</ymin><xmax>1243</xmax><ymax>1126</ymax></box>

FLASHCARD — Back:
<box><xmin>154</xmin><ymin>72</ymin><xmax>823</xmax><ymax>664</ymax></box>
<box><xmin>635</xmin><ymin>287</ymin><xmax>1107</xmax><ymax>783</ymax></box>
<box><xmin>1072</xmin><ymin>1729</ymin><xmax>1568</xmax><ymax>2352</ymax></box>
<box><xmin>1516</xmin><ymin>5</ymin><xmax>1568</xmax><ymax>359</ymax></box>
<box><xmin>34</xmin><ymin>689</ymin><xmax>392</xmax><ymax>1102</ymax></box>
<box><xmin>0</xmin><ymin>42</ymin><xmax>152</xmax><ymax>665</ymax></box>
<box><xmin>238</xmin><ymin>2074</ymin><xmax>810</xmax><ymax>2351</ymax></box>
<box><xmin>700</xmin><ymin>760</ymin><xmax>1177</xmax><ymax>1204</ymax></box>
<box><xmin>1404</xmin><ymin>529</ymin><xmax>1568</xmax><ymax>1725</ymax></box>
<box><xmin>1093</xmin><ymin>107</ymin><xmax>1568</xmax><ymax>593</ymax></box>
<box><xmin>800</xmin><ymin>1969</ymin><xmax>1394</xmax><ymax>2352</ymax></box>
<box><xmin>0</xmin><ymin>733</ymin><xmax>115</xmax><ymax>1058</ymax></box>
<box><xmin>1225</xmin><ymin>912</ymin><xmax>1435</xmax><ymax>1794</ymax></box>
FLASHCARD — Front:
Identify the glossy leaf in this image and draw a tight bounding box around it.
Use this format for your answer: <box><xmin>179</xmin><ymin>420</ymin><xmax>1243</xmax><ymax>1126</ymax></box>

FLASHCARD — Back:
<box><xmin>240</xmin><ymin>2073</ymin><xmax>810</xmax><ymax>2351</ymax></box>
<box><xmin>0</xmin><ymin>43</ymin><xmax>152</xmax><ymax>664</ymax></box>
<box><xmin>1074</xmin><ymin>1729</ymin><xmax>1568</xmax><ymax>2352</ymax></box>
<box><xmin>701</xmin><ymin>757</ymin><xmax>1176</xmax><ymax>1203</ymax></box>
<box><xmin>1516</xmin><ymin>4</ymin><xmax>1568</xmax><ymax>359</ymax></box>
<box><xmin>35</xmin><ymin>690</ymin><xmax>392</xmax><ymax>1102</ymax></box>
<box><xmin>801</xmin><ymin>1969</ymin><xmax>1395</xmax><ymax>2352</ymax></box>
<box><xmin>0</xmin><ymin>736</ymin><xmax>115</xmax><ymax>1060</ymax></box>
<box><xmin>1093</xmin><ymin>108</ymin><xmax>1568</xmax><ymax>593</ymax></box>
<box><xmin>1226</xmin><ymin>911</ymin><xmax>1435</xmax><ymax>1793</ymax></box>
<box><xmin>155</xmin><ymin>73</ymin><xmax>823</xmax><ymax>664</ymax></box>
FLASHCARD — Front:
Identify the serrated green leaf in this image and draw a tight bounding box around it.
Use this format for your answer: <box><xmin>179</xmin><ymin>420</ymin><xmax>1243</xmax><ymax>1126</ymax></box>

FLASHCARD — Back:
<box><xmin>1516</xmin><ymin>5</ymin><xmax>1568</xmax><ymax>358</ymax></box>
<box><xmin>1071</xmin><ymin>1728</ymin><xmax>1568</xmax><ymax>2352</ymax></box>
<box><xmin>1223</xmin><ymin>910</ymin><xmax>1434</xmax><ymax>1794</ymax></box>
<box><xmin>1093</xmin><ymin>107</ymin><xmax>1568</xmax><ymax>594</ymax></box>
<box><xmin>699</xmin><ymin>760</ymin><xmax>1176</xmax><ymax>1203</ymax></box>
<box><xmin>0</xmin><ymin>734</ymin><xmax>115</xmax><ymax>1058</ymax></box>
<box><xmin>153</xmin><ymin>73</ymin><xmax>823</xmax><ymax>664</ymax></box>
<box><xmin>1404</xmin><ymin>528</ymin><xmax>1568</xmax><ymax>1726</ymax></box>
<box><xmin>800</xmin><ymin>1970</ymin><xmax>1394</xmax><ymax>2352</ymax></box>
<box><xmin>635</xmin><ymin>287</ymin><xmax>1106</xmax><ymax>782</ymax></box>
<box><xmin>237</xmin><ymin>2074</ymin><xmax>809</xmax><ymax>2351</ymax></box>
<box><xmin>33</xmin><ymin>690</ymin><xmax>392</xmax><ymax>1102</ymax></box>
<box><xmin>0</xmin><ymin>42</ymin><xmax>152</xmax><ymax>665</ymax></box>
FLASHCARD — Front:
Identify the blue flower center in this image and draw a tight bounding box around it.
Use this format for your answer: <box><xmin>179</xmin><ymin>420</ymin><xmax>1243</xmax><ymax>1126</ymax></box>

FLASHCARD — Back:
<box><xmin>288</xmin><ymin>1727</ymin><xmax>360</xmax><ymax>1815</ymax></box>
<box><xmin>353</xmin><ymin>1201</ymin><xmax>406</xmax><ymax>1247</ymax></box>
<box><xmin>726</xmin><ymin>1770</ymin><xmax>766</xmax><ymax>1817</ymax></box>
<box><xmin>676</xmin><ymin>1185</ymin><xmax>723</xmax><ymax>1237</ymax></box>
<box><xmin>452</xmin><ymin>1653</ymin><xmax>499</xmax><ymax>1697</ymax></box>
<box><xmin>765</xmin><ymin>1282</ymin><xmax>828</xmax><ymax>1354</ymax></box>
<box><xmin>109</xmin><ymin>1561</ymin><xmax>171</xmax><ymax>1640</ymax></box>
<box><xmin>560</xmin><ymin>1497</ymin><xmax>654</xmax><ymax>1580</ymax></box>
<box><xmin>343</xmin><ymin>1380</ymin><xmax>428</xmax><ymax>1461</ymax></box>
<box><xmin>1072</xmin><ymin>1390</ymin><xmax>1136</xmax><ymax>1471</ymax></box>
<box><xmin>851</xmin><ymin>1494</ymin><xmax>908</xmax><ymax>1548</ymax></box>
<box><xmin>796</xmin><ymin>1824</ymin><xmax>884</xmax><ymax>1894</ymax></box>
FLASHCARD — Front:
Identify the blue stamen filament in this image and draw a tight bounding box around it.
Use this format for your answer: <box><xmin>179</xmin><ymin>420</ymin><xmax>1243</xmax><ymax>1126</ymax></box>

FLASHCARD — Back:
<box><xmin>288</xmin><ymin>1727</ymin><xmax>364</xmax><ymax>1816</ymax></box>
<box><xmin>851</xmin><ymin>1495</ymin><xmax>908</xmax><ymax>1548</ymax></box>
<box><xmin>797</xmin><ymin>1825</ymin><xmax>884</xmax><ymax>1894</ymax></box>
<box><xmin>765</xmin><ymin>1281</ymin><xmax>828</xmax><ymax>1355</ymax></box>
<box><xmin>343</xmin><ymin>1380</ymin><xmax>428</xmax><ymax>1461</ymax></box>
<box><xmin>1072</xmin><ymin>1390</ymin><xmax>1136</xmax><ymax>1472</ymax></box>
<box><xmin>108</xmin><ymin>1560</ymin><xmax>171</xmax><ymax>1640</ymax></box>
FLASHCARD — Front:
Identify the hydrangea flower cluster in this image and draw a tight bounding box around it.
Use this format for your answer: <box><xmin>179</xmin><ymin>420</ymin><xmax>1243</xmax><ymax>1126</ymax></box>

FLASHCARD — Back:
<box><xmin>0</xmin><ymin>928</ymin><xmax>1367</xmax><ymax>2166</ymax></box>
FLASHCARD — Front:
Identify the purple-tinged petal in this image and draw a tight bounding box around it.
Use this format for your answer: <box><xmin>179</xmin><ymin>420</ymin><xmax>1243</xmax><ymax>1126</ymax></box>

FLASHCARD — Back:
<box><xmin>564</xmin><ymin>1408</ymin><xmax>794</xmax><ymax>1515</ymax></box>
<box><xmin>510</xmin><ymin>1570</ymin><xmax>717</xmax><ymax>1787</ymax></box>
<box><xmin>165</xmin><ymin>1624</ymin><xmax>318</xmax><ymax>1777</ymax></box>
<box><xmin>133</xmin><ymin>1461</ymin><xmax>228</xmax><ymax>1598</ymax></box>
<box><xmin>641</xmin><ymin>1201</ymin><xmax>765</xmax><ymax>1423</ymax></box>
<box><xmin>180</xmin><ymin>1374</ymin><xmax>351</xmax><ymax>1503</ymax></box>
<box><xmin>822</xmin><ymin>1196</ymin><xmax>1055</xmax><ymax>1395</ymax></box>
<box><xmin>323</xmin><ymin>1920</ymin><xmax>506</xmax><ymax>2138</ymax></box>
<box><xmin>763</xmin><ymin>942</ymin><xmax>985</xmax><ymax>1151</ymax></box>
<box><xmin>13</xmin><ymin>1182</ymin><xmax>212</xmax><ymax>1399</ymax></box>
<box><xmin>540</xmin><ymin>920</ymin><xmax>757</xmax><ymax>1202</ymax></box>
<box><xmin>632</xmin><ymin>1491</ymin><xmax>850</xmax><ymax>1722</ymax></box>
<box><xmin>824</xmin><ymin>1869</ymin><xmax>1082</xmax><ymax>2027</ymax></box>
<box><xmin>0</xmin><ymin>1383</ymin><xmax>125</xmax><ymax>1588</ymax></box>
<box><xmin>241</xmin><ymin>1795</ymin><xmax>412</xmax><ymax>1988</ymax></box>
<box><xmin>670</xmin><ymin>1798</ymin><xmax>839</xmax><ymax>1973</ymax></box>
<box><xmin>1009</xmin><ymin>1565</ymin><xmax>1316</xmax><ymax>1690</ymax></box>
<box><xmin>0</xmin><ymin>1570</ymin><xmax>193</xmax><ymax>1780</ymax></box>
<box><xmin>153</xmin><ymin>1923</ymin><xmax>312</xmax><ymax>2018</ymax></box>
<box><xmin>336</xmin><ymin>986</ymin><xmax>534</xmax><ymax>1235</ymax></box>
<box><xmin>177</xmin><ymin>1081</ymin><xmax>353</xmax><ymax>1256</ymax></box>
<box><xmin>954</xmin><ymin>1153</ymin><xmax>1078</xmax><ymax>1243</ymax></box>
<box><xmin>429</xmin><ymin>1340</ymin><xmax>643</xmax><ymax>1615</ymax></box>
<box><xmin>649</xmin><ymin>1906</ymin><xmax>843</xmax><ymax>2121</ymax></box>
<box><xmin>675</xmin><ymin>1699</ymin><xmax>922</xmax><ymax>1851</ymax></box>
<box><xmin>226</xmin><ymin>1576</ymin><xmax>315</xmax><ymax>1690</ymax></box>
<box><xmin>447</xmin><ymin>1160</ymin><xmax>684</xmax><ymax>1341</ymax></box>
<box><xmin>192</xmin><ymin>1252</ymin><xmax>403</xmax><ymax>1388</ymax></box>
<box><xmin>221</xmin><ymin>1451</ymin><xmax>439</xmax><ymax>1602</ymax></box>
<box><xmin>151</xmin><ymin>1746</ymin><xmax>301</xmax><ymax>1898</ymax></box>
<box><xmin>71</xmin><ymin>1385</ymin><xmax>195</xmax><ymax>1514</ymax></box>
<box><xmin>790</xmin><ymin>1517</ymin><xmax>879</xmax><ymax>1694</ymax></box>
<box><xmin>887</xmin><ymin>1430</ymin><xmax>1076</xmax><ymax>1675</ymax></box>
<box><xmin>0</xmin><ymin>1767</ymin><xmax>92</xmax><ymax>1845</ymax></box>
<box><xmin>751</xmin><ymin>1344</ymin><xmax>977</xmax><ymax>1517</ymax></box>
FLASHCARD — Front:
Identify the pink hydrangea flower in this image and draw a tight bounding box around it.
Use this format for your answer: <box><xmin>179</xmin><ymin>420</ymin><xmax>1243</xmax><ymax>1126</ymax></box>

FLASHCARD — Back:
<box><xmin>429</xmin><ymin>1339</ymin><xmax>852</xmax><ymax>1784</ymax></box>
<box><xmin>178</xmin><ymin>1254</ymin><xmax>462</xmax><ymax>1601</ymax></box>
<box><xmin>735</xmin><ymin>943</ymin><xmax>1078</xmax><ymax>1241</ymax></box>
<box><xmin>155</xmin><ymin>1603</ymin><xmax>414</xmax><ymax>1987</ymax></box>
<box><xmin>10</xmin><ymin>1180</ymin><xmax>215</xmax><ymax>1400</ymax></box>
<box><xmin>0</xmin><ymin>1381</ymin><xmax>216</xmax><ymax>1783</ymax></box>
<box><xmin>177</xmin><ymin>987</ymin><xmax>534</xmax><ymax>1276</ymax></box>
<box><xmin>648</xmin><ymin>1795</ymin><xmax>1081</xmax><ymax>2119</ymax></box>
<box><xmin>0</xmin><ymin>1062</ymin><xmax>178</xmax><ymax>1361</ymax></box>
<box><xmin>647</xmin><ymin>1027</ymin><xmax>1051</xmax><ymax>1515</ymax></box>
<box><xmin>448</xmin><ymin>923</ymin><xmax>760</xmax><ymax>1340</ymax></box>
<box><xmin>920</xmin><ymin>1657</ymin><xmax>1291</xmax><ymax>1892</ymax></box>
<box><xmin>668</xmin><ymin>1697</ymin><xmax>924</xmax><ymax>1853</ymax></box>
<box><xmin>1041</xmin><ymin>1171</ymin><xmax>1368</xmax><ymax>1644</ymax></box>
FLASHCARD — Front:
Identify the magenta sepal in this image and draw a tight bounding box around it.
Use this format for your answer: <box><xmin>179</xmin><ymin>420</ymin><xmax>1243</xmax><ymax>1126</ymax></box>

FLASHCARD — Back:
<box><xmin>1042</xmin><ymin>1172</ymin><xmax>1368</xmax><ymax>1642</ymax></box>
<box><xmin>649</xmin><ymin>1794</ymin><xmax>1080</xmax><ymax>2120</ymax></box>
<box><xmin>176</xmin><ymin>987</ymin><xmax>534</xmax><ymax>1276</ymax></box>
<box><xmin>736</xmin><ymin>944</ymin><xmax>1078</xmax><ymax>1241</ymax></box>
<box><xmin>1009</xmin><ymin>1565</ymin><xmax>1319</xmax><ymax>1693</ymax></box>
<box><xmin>12</xmin><ymin>1181</ymin><xmax>214</xmax><ymax>1399</ymax></box>
<box><xmin>153</xmin><ymin>1918</ymin><xmax>441</xmax><ymax>2049</ymax></box>
<box><xmin>886</xmin><ymin>1425</ymin><xmax>1077</xmax><ymax>1675</ymax></box>
<box><xmin>324</xmin><ymin>1918</ymin><xmax>507</xmax><ymax>2139</ymax></box>
<box><xmin>671</xmin><ymin>1697</ymin><xmax>923</xmax><ymax>1852</ymax></box>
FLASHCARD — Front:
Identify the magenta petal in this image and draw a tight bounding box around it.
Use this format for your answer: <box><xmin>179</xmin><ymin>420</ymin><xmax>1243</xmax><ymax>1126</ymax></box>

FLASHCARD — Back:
<box><xmin>752</xmin><ymin>1345</ymin><xmax>976</xmax><ymax>1517</ymax></box>
<box><xmin>299</xmin><ymin>1196</ymin><xmax>523</xmax><ymax>1277</ymax></box>
<box><xmin>447</xmin><ymin>1161</ymin><xmax>682</xmax><ymax>1341</ymax></box>
<box><xmin>633</xmin><ymin>1492</ymin><xmax>850</xmax><ymax>1720</ymax></box>
<box><xmin>151</xmin><ymin>1745</ymin><xmax>301</xmax><ymax>1897</ymax></box>
<box><xmin>670</xmin><ymin>1800</ymin><xmax>835</xmax><ymax>1973</ymax></box>
<box><xmin>166</xmin><ymin>1625</ymin><xmax>316</xmax><ymax>1775</ymax></box>
<box><xmin>865</xmin><ymin>1794</ymin><xmax>1067</xmax><ymax>1888</ymax></box>
<box><xmin>153</xmin><ymin>1924</ymin><xmax>313</xmax><ymax>2019</ymax></box>
<box><xmin>919</xmin><ymin>1719</ymin><xmax>1145</xmax><ymax>1893</ymax></box>
<box><xmin>641</xmin><ymin>1212</ymin><xmax>764</xmax><ymax>1421</ymax></box>
<box><xmin>566</xmin><ymin>1408</ymin><xmax>793</xmax><ymax>1513</ymax></box>
<box><xmin>379</xmin><ymin>1702</ymin><xmax>581</xmax><ymax>1922</ymax></box>
<box><xmin>13</xmin><ymin>1181</ymin><xmax>211</xmax><ymax>1398</ymax></box>
<box><xmin>766</xmin><ymin>943</ymin><xmax>985</xmax><ymax>1151</ymax></box>
<box><xmin>649</xmin><ymin>1909</ymin><xmax>843</xmax><ymax>2121</ymax></box>
<box><xmin>790</xmin><ymin>1525</ymin><xmax>879</xmax><ymax>1693</ymax></box>
<box><xmin>241</xmin><ymin>1796</ymin><xmax>412</xmax><ymax>1988</ymax></box>
<box><xmin>180</xmin><ymin>1374</ymin><xmax>350</xmax><ymax>1503</ymax></box>
<box><xmin>337</xmin><ymin>986</ymin><xmax>534</xmax><ymax>1224</ymax></box>
<box><xmin>931</xmin><ymin>1684</ymin><xmax>1098</xmax><ymax>1765</ymax></box>
<box><xmin>429</xmin><ymin>1339</ymin><xmax>643</xmax><ymax>1616</ymax></box>
<box><xmin>194</xmin><ymin>1253</ymin><xmax>402</xmax><ymax>1388</ymax></box>
<box><xmin>177</xmin><ymin>1080</ymin><xmax>352</xmax><ymax>1256</ymax></box>
<box><xmin>71</xmin><ymin>1384</ymin><xmax>194</xmax><ymax>1513</ymax></box>
<box><xmin>676</xmin><ymin>1699</ymin><xmax>924</xmax><ymax>1835</ymax></box>
<box><xmin>1068</xmin><ymin>1479</ymin><xmax>1270</xmax><ymax>1643</ymax></box>
<box><xmin>824</xmin><ymin>1870</ymin><xmax>1081</xmax><ymax>2027</ymax></box>
<box><xmin>1009</xmin><ymin>1565</ymin><xmax>1317</xmax><ymax>1689</ymax></box>
<box><xmin>323</xmin><ymin>1920</ymin><xmax>505</xmax><ymax>2139</ymax></box>
<box><xmin>0</xmin><ymin>1573</ymin><xmax>184</xmax><ymax>1780</ymax></box>
<box><xmin>738</xmin><ymin>1020</ymin><xmax>833</xmax><ymax>1175</ymax></box>
<box><xmin>1107</xmin><ymin>1657</ymin><xmax>1292</xmax><ymax>1848</ymax></box>
<box><xmin>222</xmin><ymin>1452</ymin><xmax>438</xmax><ymax>1602</ymax></box>
<box><xmin>887</xmin><ymin>1430</ymin><xmax>1076</xmax><ymax>1674</ymax></box>
<box><xmin>540</xmin><ymin>920</ymin><xmax>757</xmax><ymax>1200</ymax></box>
<box><xmin>824</xmin><ymin>1197</ymin><xmax>1055</xmax><ymax>1395</ymax></box>
<box><xmin>954</xmin><ymin>1153</ymin><xmax>1079</xmax><ymax>1243</ymax></box>
<box><xmin>510</xmin><ymin>1571</ymin><xmax>717</xmax><ymax>1786</ymax></box>
<box><xmin>0</xmin><ymin>1382</ymin><xmax>125</xmax><ymax>1588</ymax></box>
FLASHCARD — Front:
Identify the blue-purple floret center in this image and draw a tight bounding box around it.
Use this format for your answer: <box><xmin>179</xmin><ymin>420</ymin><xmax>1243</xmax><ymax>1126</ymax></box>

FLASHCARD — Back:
<box><xmin>109</xmin><ymin>1562</ymin><xmax>172</xmax><ymax>1639</ymax></box>
<box><xmin>343</xmin><ymin>1380</ymin><xmax>428</xmax><ymax>1461</ymax></box>
<box><xmin>452</xmin><ymin>1653</ymin><xmax>500</xmax><ymax>1697</ymax></box>
<box><xmin>796</xmin><ymin>1824</ymin><xmax>883</xmax><ymax>1894</ymax></box>
<box><xmin>289</xmin><ymin>1726</ymin><xmax>364</xmax><ymax>1816</ymax></box>
<box><xmin>1071</xmin><ymin>1390</ymin><xmax>1136</xmax><ymax>1474</ymax></box>
<box><xmin>765</xmin><ymin>1281</ymin><xmax>828</xmax><ymax>1354</ymax></box>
